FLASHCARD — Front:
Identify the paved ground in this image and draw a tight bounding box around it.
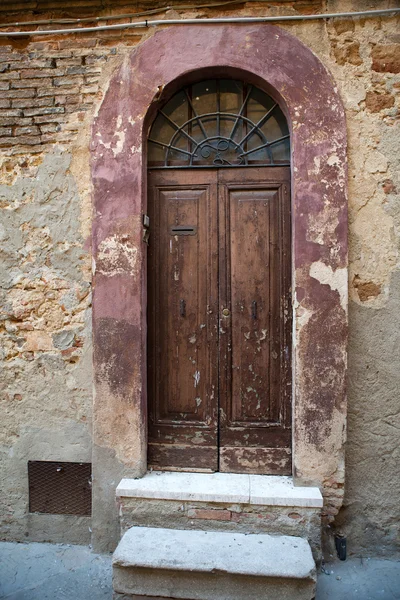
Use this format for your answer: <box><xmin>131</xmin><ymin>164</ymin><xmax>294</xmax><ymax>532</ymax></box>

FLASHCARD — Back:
<box><xmin>0</xmin><ymin>541</ymin><xmax>399</xmax><ymax>599</ymax></box>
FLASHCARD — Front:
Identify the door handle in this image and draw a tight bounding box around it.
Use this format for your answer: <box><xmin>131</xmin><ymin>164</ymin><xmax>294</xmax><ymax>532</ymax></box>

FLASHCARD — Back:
<box><xmin>180</xmin><ymin>299</ymin><xmax>186</xmax><ymax>317</ymax></box>
<box><xmin>252</xmin><ymin>301</ymin><xmax>257</xmax><ymax>320</ymax></box>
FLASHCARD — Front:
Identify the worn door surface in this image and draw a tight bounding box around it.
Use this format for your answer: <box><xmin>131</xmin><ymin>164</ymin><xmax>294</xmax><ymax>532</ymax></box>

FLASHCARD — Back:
<box><xmin>147</xmin><ymin>167</ymin><xmax>292</xmax><ymax>474</ymax></box>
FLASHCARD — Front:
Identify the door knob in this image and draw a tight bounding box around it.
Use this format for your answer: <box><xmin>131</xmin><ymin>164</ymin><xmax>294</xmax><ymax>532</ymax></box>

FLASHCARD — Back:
<box><xmin>222</xmin><ymin>308</ymin><xmax>230</xmax><ymax>317</ymax></box>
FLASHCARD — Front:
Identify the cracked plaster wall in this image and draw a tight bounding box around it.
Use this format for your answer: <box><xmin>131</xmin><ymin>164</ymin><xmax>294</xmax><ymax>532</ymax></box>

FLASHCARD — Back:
<box><xmin>0</xmin><ymin>0</ymin><xmax>399</xmax><ymax>555</ymax></box>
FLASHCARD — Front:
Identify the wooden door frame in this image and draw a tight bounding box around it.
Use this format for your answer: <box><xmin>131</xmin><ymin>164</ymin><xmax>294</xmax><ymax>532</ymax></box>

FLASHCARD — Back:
<box><xmin>91</xmin><ymin>24</ymin><xmax>348</xmax><ymax>551</ymax></box>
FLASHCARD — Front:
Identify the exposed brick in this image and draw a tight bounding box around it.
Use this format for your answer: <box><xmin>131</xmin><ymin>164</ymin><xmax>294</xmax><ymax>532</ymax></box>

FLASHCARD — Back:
<box><xmin>0</xmin><ymin>127</ymin><xmax>12</xmax><ymax>137</ymax></box>
<box><xmin>332</xmin><ymin>18</ymin><xmax>355</xmax><ymax>35</ymax></box>
<box><xmin>55</xmin><ymin>94</ymin><xmax>83</xmax><ymax>105</ymax></box>
<box><xmin>66</xmin><ymin>66</ymin><xmax>87</xmax><ymax>75</ymax></box>
<box><xmin>0</xmin><ymin>54</ymin><xmax>22</xmax><ymax>63</ymax></box>
<box><xmin>20</xmin><ymin>68</ymin><xmax>65</xmax><ymax>79</ymax></box>
<box><xmin>12</xmin><ymin>97</ymin><xmax>52</xmax><ymax>109</ymax></box>
<box><xmin>81</xmin><ymin>84</ymin><xmax>98</xmax><ymax>94</ymax></box>
<box><xmin>84</xmin><ymin>74</ymin><xmax>100</xmax><ymax>84</ymax></box>
<box><xmin>33</xmin><ymin>114</ymin><xmax>66</xmax><ymax>124</ymax></box>
<box><xmin>82</xmin><ymin>93</ymin><xmax>101</xmax><ymax>104</ymax></box>
<box><xmin>9</xmin><ymin>59</ymin><xmax>55</xmax><ymax>69</ymax></box>
<box><xmin>41</xmin><ymin>131</ymin><xmax>73</xmax><ymax>143</ymax></box>
<box><xmin>26</xmin><ymin>42</ymin><xmax>58</xmax><ymax>51</ymax></box>
<box><xmin>2</xmin><ymin>88</ymin><xmax>36</xmax><ymax>99</ymax></box>
<box><xmin>74</xmin><ymin>47</ymin><xmax>115</xmax><ymax>57</ymax></box>
<box><xmin>0</xmin><ymin>135</ymin><xmax>41</xmax><ymax>146</ymax></box>
<box><xmin>36</xmin><ymin>88</ymin><xmax>59</xmax><ymax>98</ymax></box>
<box><xmin>0</xmin><ymin>100</ymin><xmax>11</xmax><ymax>109</ymax></box>
<box><xmin>332</xmin><ymin>41</ymin><xmax>363</xmax><ymax>66</ymax></box>
<box><xmin>64</xmin><ymin>104</ymin><xmax>90</xmax><ymax>114</ymax></box>
<box><xmin>0</xmin><ymin>109</ymin><xmax>23</xmax><ymax>118</ymax></box>
<box><xmin>24</xmin><ymin>106</ymin><xmax>65</xmax><ymax>117</ymax></box>
<box><xmin>365</xmin><ymin>91</ymin><xmax>395</xmax><ymax>112</ymax></box>
<box><xmin>0</xmin><ymin>72</ymin><xmax>20</xmax><ymax>80</ymax></box>
<box><xmin>54</xmin><ymin>76</ymin><xmax>84</xmax><ymax>87</ymax></box>
<box><xmin>59</xmin><ymin>38</ymin><xmax>97</xmax><ymax>50</ymax></box>
<box><xmin>56</xmin><ymin>58</ymin><xmax>83</xmax><ymax>68</ymax></box>
<box><xmin>187</xmin><ymin>509</ymin><xmax>232</xmax><ymax>521</ymax></box>
<box><xmin>39</xmin><ymin>123</ymin><xmax>61</xmax><ymax>134</ymax></box>
<box><xmin>44</xmin><ymin>85</ymin><xmax>80</xmax><ymax>97</ymax></box>
<box><xmin>84</xmin><ymin>54</ymin><xmax>108</xmax><ymax>64</ymax></box>
<box><xmin>14</xmin><ymin>125</ymin><xmax>40</xmax><ymax>136</ymax></box>
<box><xmin>371</xmin><ymin>45</ymin><xmax>400</xmax><ymax>73</ymax></box>
<box><xmin>11</xmin><ymin>78</ymin><xmax>52</xmax><ymax>89</ymax></box>
<box><xmin>0</xmin><ymin>81</ymin><xmax>10</xmax><ymax>90</ymax></box>
<box><xmin>0</xmin><ymin>117</ymin><xmax>33</xmax><ymax>126</ymax></box>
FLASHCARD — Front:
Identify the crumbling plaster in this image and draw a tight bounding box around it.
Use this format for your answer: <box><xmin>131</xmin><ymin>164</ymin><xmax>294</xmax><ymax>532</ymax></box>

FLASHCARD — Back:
<box><xmin>0</xmin><ymin>0</ymin><xmax>399</xmax><ymax>556</ymax></box>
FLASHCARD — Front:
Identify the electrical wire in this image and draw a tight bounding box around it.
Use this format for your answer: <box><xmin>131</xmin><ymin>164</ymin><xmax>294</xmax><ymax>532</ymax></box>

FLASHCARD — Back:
<box><xmin>1</xmin><ymin>1</ymin><xmax>297</xmax><ymax>28</ymax></box>
<box><xmin>0</xmin><ymin>8</ymin><xmax>398</xmax><ymax>37</ymax></box>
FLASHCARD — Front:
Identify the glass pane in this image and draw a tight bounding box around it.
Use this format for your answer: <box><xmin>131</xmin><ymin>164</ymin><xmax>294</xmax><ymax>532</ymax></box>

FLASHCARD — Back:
<box><xmin>149</xmin><ymin>113</ymin><xmax>176</xmax><ymax>147</ymax></box>
<box><xmin>148</xmin><ymin>78</ymin><xmax>290</xmax><ymax>167</ymax></box>
<box><xmin>271</xmin><ymin>138</ymin><xmax>290</xmax><ymax>164</ymax></box>
<box><xmin>246</xmin><ymin>132</ymin><xmax>272</xmax><ymax>164</ymax></box>
<box><xmin>148</xmin><ymin>140</ymin><xmax>165</xmax><ymax>164</ymax></box>
<box><xmin>247</xmin><ymin>87</ymin><xmax>276</xmax><ymax>126</ymax></box>
<box><xmin>219</xmin><ymin>80</ymin><xmax>242</xmax><ymax>139</ymax></box>
<box><xmin>192</xmin><ymin>80</ymin><xmax>217</xmax><ymax>138</ymax></box>
<box><xmin>162</xmin><ymin>90</ymin><xmax>189</xmax><ymax>128</ymax></box>
<box><xmin>260</xmin><ymin>107</ymin><xmax>289</xmax><ymax>142</ymax></box>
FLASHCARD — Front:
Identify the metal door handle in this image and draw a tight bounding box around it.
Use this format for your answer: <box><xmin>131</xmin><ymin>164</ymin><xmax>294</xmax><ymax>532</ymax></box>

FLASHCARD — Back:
<box><xmin>180</xmin><ymin>299</ymin><xmax>186</xmax><ymax>317</ymax></box>
<box><xmin>252</xmin><ymin>301</ymin><xmax>257</xmax><ymax>320</ymax></box>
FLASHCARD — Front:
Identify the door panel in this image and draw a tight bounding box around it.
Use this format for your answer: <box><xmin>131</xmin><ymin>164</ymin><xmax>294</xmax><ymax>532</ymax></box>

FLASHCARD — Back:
<box><xmin>147</xmin><ymin>170</ymin><xmax>219</xmax><ymax>471</ymax></box>
<box><xmin>147</xmin><ymin>167</ymin><xmax>291</xmax><ymax>474</ymax></box>
<box><xmin>218</xmin><ymin>169</ymin><xmax>292</xmax><ymax>474</ymax></box>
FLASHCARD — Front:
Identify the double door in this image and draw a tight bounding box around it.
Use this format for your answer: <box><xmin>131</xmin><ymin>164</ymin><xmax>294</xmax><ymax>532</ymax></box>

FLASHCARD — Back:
<box><xmin>147</xmin><ymin>167</ymin><xmax>292</xmax><ymax>475</ymax></box>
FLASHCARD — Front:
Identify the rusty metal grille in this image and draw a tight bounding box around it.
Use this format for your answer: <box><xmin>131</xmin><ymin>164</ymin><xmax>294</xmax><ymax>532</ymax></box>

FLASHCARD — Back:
<box><xmin>28</xmin><ymin>461</ymin><xmax>92</xmax><ymax>516</ymax></box>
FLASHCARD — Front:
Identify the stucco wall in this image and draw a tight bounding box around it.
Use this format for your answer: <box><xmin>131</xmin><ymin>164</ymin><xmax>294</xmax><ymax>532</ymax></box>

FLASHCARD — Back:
<box><xmin>0</xmin><ymin>0</ymin><xmax>399</xmax><ymax>556</ymax></box>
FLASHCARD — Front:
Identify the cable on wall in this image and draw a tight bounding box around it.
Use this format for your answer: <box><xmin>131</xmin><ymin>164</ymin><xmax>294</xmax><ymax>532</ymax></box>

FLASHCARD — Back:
<box><xmin>0</xmin><ymin>8</ymin><xmax>398</xmax><ymax>37</ymax></box>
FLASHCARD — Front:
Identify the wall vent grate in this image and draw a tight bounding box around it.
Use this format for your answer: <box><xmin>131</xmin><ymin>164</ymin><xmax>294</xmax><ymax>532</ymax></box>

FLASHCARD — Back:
<box><xmin>28</xmin><ymin>461</ymin><xmax>92</xmax><ymax>516</ymax></box>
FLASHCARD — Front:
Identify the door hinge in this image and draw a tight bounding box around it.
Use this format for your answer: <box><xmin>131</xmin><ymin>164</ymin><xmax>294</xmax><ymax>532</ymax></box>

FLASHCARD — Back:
<box><xmin>143</xmin><ymin>214</ymin><xmax>150</xmax><ymax>245</ymax></box>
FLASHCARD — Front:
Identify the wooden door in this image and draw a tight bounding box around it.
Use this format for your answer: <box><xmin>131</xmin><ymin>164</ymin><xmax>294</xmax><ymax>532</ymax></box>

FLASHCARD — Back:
<box><xmin>147</xmin><ymin>170</ymin><xmax>219</xmax><ymax>471</ymax></box>
<box><xmin>147</xmin><ymin>167</ymin><xmax>292</xmax><ymax>474</ymax></box>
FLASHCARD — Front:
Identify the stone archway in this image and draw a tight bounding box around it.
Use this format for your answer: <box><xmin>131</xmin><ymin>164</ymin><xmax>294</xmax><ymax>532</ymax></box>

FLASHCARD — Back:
<box><xmin>90</xmin><ymin>24</ymin><xmax>347</xmax><ymax>551</ymax></box>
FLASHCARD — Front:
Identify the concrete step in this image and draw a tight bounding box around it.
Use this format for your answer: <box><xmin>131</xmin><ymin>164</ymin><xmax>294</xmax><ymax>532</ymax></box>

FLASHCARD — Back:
<box><xmin>112</xmin><ymin>526</ymin><xmax>316</xmax><ymax>600</ymax></box>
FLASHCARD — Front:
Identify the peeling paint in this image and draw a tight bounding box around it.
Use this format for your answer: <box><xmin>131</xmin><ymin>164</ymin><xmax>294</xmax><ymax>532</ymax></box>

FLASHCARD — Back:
<box><xmin>310</xmin><ymin>261</ymin><xmax>348</xmax><ymax>312</ymax></box>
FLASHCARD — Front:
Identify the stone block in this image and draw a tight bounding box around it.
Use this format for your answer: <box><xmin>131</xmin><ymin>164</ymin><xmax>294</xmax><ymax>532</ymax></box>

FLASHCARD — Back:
<box><xmin>113</xmin><ymin>527</ymin><xmax>316</xmax><ymax>600</ymax></box>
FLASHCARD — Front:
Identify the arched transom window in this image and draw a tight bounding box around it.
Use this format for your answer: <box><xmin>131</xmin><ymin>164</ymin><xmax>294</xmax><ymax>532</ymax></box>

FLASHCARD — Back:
<box><xmin>148</xmin><ymin>79</ymin><xmax>290</xmax><ymax>168</ymax></box>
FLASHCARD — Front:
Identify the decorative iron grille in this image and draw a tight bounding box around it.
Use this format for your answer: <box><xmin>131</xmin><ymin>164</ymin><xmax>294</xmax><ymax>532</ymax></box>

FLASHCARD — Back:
<box><xmin>28</xmin><ymin>461</ymin><xmax>92</xmax><ymax>516</ymax></box>
<box><xmin>148</xmin><ymin>79</ymin><xmax>290</xmax><ymax>168</ymax></box>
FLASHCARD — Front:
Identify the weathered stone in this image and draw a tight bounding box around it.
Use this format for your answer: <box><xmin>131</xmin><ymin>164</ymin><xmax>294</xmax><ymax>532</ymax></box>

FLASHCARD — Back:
<box><xmin>113</xmin><ymin>527</ymin><xmax>316</xmax><ymax>600</ymax></box>
<box><xmin>365</xmin><ymin>91</ymin><xmax>395</xmax><ymax>112</ymax></box>
<box><xmin>371</xmin><ymin>44</ymin><xmax>400</xmax><ymax>73</ymax></box>
<box><xmin>332</xmin><ymin>41</ymin><xmax>363</xmax><ymax>66</ymax></box>
<box><xmin>52</xmin><ymin>329</ymin><xmax>75</xmax><ymax>350</ymax></box>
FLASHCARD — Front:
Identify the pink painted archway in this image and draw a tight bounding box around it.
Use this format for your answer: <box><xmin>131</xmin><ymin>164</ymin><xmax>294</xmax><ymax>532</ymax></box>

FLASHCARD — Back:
<box><xmin>91</xmin><ymin>24</ymin><xmax>347</xmax><ymax>550</ymax></box>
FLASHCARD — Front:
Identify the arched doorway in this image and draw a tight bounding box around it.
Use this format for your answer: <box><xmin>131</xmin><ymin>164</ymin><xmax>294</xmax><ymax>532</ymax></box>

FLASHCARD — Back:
<box><xmin>91</xmin><ymin>24</ymin><xmax>348</xmax><ymax>551</ymax></box>
<box><xmin>146</xmin><ymin>79</ymin><xmax>292</xmax><ymax>474</ymax></box>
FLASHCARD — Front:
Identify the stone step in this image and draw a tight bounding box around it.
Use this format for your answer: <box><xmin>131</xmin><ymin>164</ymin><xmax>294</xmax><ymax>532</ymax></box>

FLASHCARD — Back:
<box><xmin>116</xmin><ymin>473</ymin><xmax>323</xmax><ymax>560</ymax></box>
<box><xmin>112</xmin><ymin>526</ymin><xmax>317</xmax><ymax>600</ymax></box>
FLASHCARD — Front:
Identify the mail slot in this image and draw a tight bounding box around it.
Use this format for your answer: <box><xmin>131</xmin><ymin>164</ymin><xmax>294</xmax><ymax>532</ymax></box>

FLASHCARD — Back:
<box><xmin>170</xmin><ymin>225</ymin><xmax>197</xmax><ymax>236</ymax></box>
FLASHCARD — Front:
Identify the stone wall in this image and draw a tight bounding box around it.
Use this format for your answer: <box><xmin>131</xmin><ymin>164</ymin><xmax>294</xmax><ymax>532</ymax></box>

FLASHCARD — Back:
<box><xmin>0</xmin><ymin>0</ymin><xmax>399</xmax><ymax>556</ymax></box>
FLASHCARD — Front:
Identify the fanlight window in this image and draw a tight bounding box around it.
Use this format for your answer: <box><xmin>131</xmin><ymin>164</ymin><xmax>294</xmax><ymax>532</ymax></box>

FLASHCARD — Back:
<box><xmin>148</xmin><ymin>79</ymin><xmax>290</xmax><ymax>168</ymax></box>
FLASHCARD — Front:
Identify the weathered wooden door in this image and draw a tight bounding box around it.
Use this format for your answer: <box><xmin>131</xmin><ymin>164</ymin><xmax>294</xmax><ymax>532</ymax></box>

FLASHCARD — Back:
<box><xmin>147</xmin><ymin>167</ymin><xmax>292</xmax><ymax>475</ymax></box>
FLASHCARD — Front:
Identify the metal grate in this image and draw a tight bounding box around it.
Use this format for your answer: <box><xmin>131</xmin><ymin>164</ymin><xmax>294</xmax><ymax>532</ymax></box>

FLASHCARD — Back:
<box><xmin>28</xmin><ymin>461</ymin><xmax>92</xmax><ymax>516</ymax></box>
